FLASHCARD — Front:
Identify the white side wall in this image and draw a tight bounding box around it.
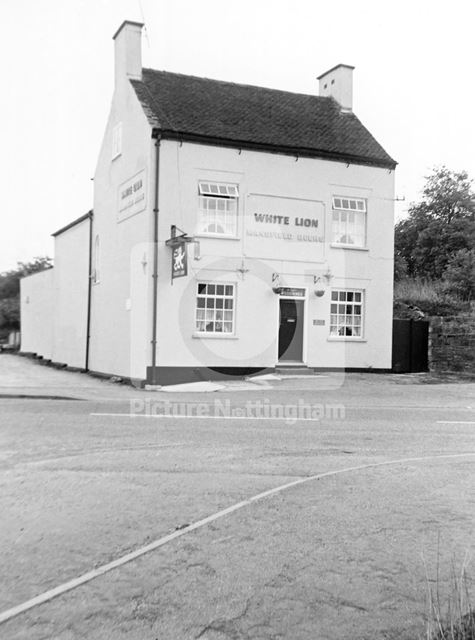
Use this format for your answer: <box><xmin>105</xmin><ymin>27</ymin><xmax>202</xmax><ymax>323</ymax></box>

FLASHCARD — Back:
<box><xmin>52</xmin><ymin>219</ymin><xmax>90</xmax><ymax>368</ymax></box>
<box><xmin>90</xmin><ymin>73</ymin><xmax>153</xmax><ymax>380</ymax></box>
<box><xmin>20</xmin><ymin>269</ymin><xmax>55</xmax><ymax>359</ymax></box>
<box><xmin>155</xmin><ymin>140</ymin><xmax>394</xmax><ymax>370</ymax></box>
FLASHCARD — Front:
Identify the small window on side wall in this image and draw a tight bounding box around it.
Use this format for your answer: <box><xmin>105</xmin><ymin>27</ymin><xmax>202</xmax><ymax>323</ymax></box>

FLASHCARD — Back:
<box><xmin>93</xmin><ymin>235</ymin><xmax>100</xmax><ymax>284</ymax></box>
<box><xmin>112</xmin><ymin>122</ymin><xmax>122</xmax><ymax>160</ymax></box>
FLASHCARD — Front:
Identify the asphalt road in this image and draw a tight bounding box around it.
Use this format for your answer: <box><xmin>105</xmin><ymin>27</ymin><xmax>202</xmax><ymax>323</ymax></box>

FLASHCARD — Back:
<box><xmin>1</xmin><ymin>356</ymin><xmax>475</xmax><ymax>639</ymax></box>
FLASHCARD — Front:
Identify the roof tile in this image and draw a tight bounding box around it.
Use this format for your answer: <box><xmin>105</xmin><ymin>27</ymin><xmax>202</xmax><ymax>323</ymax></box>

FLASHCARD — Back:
<box><xmin>131</xmin><ymin>69</ymin><xmax>396</xmax><ymax>168</ymax></box>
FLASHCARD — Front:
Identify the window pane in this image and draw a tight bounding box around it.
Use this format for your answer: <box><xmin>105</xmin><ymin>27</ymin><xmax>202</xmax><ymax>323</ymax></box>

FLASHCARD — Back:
<box><xmin>195</xmin><ymin>282</ymin><xmax>235</xmax><ymax>335</ymax></box>
<box><xmin>330</xmin><ymin>290</ymin><xmax>364</xmax><ymax>339</ymax></box>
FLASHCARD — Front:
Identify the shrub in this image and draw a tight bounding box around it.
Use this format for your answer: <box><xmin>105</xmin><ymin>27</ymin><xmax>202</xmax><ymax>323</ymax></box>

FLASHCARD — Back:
<box><xmin>393</xmin><ymin>278</ymin><xmax>470</xmax><ymax>317</ymax></box>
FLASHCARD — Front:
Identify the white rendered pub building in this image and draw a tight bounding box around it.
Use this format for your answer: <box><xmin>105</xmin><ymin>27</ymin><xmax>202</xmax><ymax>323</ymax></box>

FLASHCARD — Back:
<box><xmin>21</xmin><ymin>21</ymin><xmax>397</xmax><ymax>386</ymax></box>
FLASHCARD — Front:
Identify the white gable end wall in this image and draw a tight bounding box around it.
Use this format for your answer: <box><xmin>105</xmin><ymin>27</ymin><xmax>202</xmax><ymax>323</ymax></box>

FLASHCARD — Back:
<box><xmin>52</xmin><ymin>219</ymin><xmax>90</xmax><ymax>369</ymax></box>
<box><xmin>20</xmin><ymin>269</ymin><xmax>55</xmax><ymax>360</ymax></box>
<box><xmin>89</xmin><ymin>71</ymin><xmax>154</xmax><ymax>381</ymax></box>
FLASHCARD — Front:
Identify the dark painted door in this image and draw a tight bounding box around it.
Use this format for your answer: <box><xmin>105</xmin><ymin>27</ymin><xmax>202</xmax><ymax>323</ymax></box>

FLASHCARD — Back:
<box><xmin>279</xmin><ymin>299</ymin><xmax>304</xmax><ymax>361</ymax></box>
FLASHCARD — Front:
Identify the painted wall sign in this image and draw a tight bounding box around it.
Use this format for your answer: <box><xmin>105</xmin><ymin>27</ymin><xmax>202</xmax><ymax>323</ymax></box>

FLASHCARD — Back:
<box><xmin>313</xmin><ymin>319</ymin><xmax>326</xmax><ymax>326</ymax></box>
<box><xmin>245</xmin><ymin>195</ymin><xmax>325</xmax><ymax>261</ymax></box>
<box><xmin>118</xmin><ymin>170</ymin><xmax>146</xmax><ymax>222</ymax></box>
<box><xmin>171</xmin><ymin>240</ymin><xmax>187</xmax><ymax>279</ymax></box>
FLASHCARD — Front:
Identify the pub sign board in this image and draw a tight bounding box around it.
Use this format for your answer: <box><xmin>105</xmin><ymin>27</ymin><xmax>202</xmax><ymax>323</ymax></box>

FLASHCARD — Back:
<box><xmin>245</xmin><ymin>194</ymin><xmax>325</xmax><ymax>261</ymax></box>
<box><xmin>172</xmin><ymin>240</ymin><xmax>187</xmax><ymax>279</ymax></box>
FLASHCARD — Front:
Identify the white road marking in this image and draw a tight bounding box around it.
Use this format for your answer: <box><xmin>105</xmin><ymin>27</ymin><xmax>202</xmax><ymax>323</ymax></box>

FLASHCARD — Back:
<box><xmin>437</xmin><ymin>421</ymin><xmax>475</xmax><ymax>424</ymax></box>
<box><xmin>91</xmin><ymin>413</ymin><xmax>320</xmax><ymax>421</ymax></box>
<box><xmin>1</xmin><ymin>451</ymin><xmax>474</xmax><ymax>625</ymax></box>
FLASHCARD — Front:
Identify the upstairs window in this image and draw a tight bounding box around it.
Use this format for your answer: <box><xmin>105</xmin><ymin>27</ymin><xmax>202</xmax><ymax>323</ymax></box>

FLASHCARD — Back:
<box><xmin>112</xmin><ymin>122</ymin><xmax>122</xmax><ymax>160</ymax></box>
<box><xmin>195</xmin><ymin>283</ymin><xmax>235</xmax><ymax>334</ymax></box>
<box><xmin>331</xmin><ymin>197</ymin><xmax>366</xmax><ymax>247</ymax></box>
<box><xmin>92</xmin><ymin>235</ymin><xmax>100</xmax><ymax>284</ymax></box>
<box><xmin>329</xmin><ymin>290</ymin><xmax>364</xmax><ymax>338</ymax></box>
<box><xmin>197</xmin><ymin>182</ymin><xmax>239</xmax><ymax>237</ymax></box>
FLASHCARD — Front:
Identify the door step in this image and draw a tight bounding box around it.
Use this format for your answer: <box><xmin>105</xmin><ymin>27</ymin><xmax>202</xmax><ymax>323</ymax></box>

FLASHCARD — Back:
<box><xmin>275</xmin><ymin>365</ymin><xmax>315</xmax><ymax>376</ymax></box>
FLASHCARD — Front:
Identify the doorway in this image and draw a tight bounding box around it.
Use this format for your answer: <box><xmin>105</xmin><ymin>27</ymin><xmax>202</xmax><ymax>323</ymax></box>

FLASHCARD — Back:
<box><xmin>278</xmin><ymin>299</ymin><xmax>304</xmax><ymax>362</ymax></box>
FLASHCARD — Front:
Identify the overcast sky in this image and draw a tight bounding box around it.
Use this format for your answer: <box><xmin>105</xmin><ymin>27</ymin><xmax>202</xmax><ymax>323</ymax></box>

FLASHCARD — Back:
<box><xmin>1</xmin><ymin>0</ymin><xmax>474</xmax><ymax>272</ymax></box>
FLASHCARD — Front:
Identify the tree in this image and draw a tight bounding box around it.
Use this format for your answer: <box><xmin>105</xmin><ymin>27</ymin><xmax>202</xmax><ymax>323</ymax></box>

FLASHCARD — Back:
<box><xmin>394</xmin><ymin>167</ymin><xmax>475</xmax><ymax>280</ymax></box>
<box><xmin>0</xmin><ymin>257</ymin><xmax>53</xmax><ymax>334</ymax></box>
<box><xmin>442</xmin><ymin>248</ymin><xmax>475</xmax><ymax>300</ymax></box>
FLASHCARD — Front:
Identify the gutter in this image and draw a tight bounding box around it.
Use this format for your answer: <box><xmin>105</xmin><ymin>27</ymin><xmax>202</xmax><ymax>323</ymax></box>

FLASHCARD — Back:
<box><xmin>150</xmin><ymin>129</ymin><xmax>161</xmax><ymax>384</ymax></box>
<box><xmin>85</xmin><ymin>210</ymin><xmax>94</xmax><ymax>372</ymax></box>
<box><xmin>158</xmin><ymin>129</ymin><xmax>397</xmax><ymax>170</ymax></box>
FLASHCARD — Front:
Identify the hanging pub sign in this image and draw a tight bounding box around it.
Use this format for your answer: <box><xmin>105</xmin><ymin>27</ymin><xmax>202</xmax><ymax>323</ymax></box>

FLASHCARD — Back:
<box><xmin>171</xmin><ymin>239</ymin><xmax>187</xmax><ymax>279</ymax></box>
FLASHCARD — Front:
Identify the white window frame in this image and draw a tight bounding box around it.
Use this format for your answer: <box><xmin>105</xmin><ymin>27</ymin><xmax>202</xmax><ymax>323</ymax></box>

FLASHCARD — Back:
<box><xmin>329</xmin><ymin>289</ymin><xmax>364</xmax><ymax>339</ymax></box>
<box><xmin>92</xmin><ymin>235</ymin><xmax>100</xmax><ymax>284</ymax></box>
<box><xmin>331</xmin><ymin>196</ymin><xmax>366</xmax><ymax>248</ymax></box>
<box><xmin>197</xmin><ymin>181</ymin><xmax>239</xmax><ymax>238</ymax></box>
<box><xmin>195</xmin><ymin>282</ymin><xmax>236</xmax><ymax>335</ymax></box>
<box><xmin>112</xmin><ymin>122</ymin><xmax>122</xmax><ymax>160</ymax></box>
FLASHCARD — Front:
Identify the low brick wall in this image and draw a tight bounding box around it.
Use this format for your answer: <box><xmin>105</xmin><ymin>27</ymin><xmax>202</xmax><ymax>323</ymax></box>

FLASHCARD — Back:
<box><xmin>429</xmin><ymin>315</ymin><xmax>475</xmax><ymax>373</ymax></box>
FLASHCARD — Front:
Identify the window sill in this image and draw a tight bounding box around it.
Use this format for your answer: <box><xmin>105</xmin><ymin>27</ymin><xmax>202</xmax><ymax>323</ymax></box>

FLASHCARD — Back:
<box><xmin>327</xmin><ymin>337</ymin><xmax>367</xmax><ymax>343</ymax></box>
<box><xmin>330</xmin><ymin>244</ymin><xmax>368</xmax><ymax>252</ymax></box>
<box><xmin>192</xmin><ymin>332</ymin><xmax>238</xmax><ymax>340</ymax></box>
<box><xmin>194</xmin><ymin>234</ymin><xmax>240</xmax><ymax>241</ymax></box>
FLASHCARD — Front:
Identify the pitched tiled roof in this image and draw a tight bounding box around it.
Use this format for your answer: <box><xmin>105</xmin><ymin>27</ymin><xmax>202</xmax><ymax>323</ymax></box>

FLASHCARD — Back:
<box><xmin>131</xmin><ymin>69</ymin><xmax>396</xmax><ymax>169</ymax></box>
